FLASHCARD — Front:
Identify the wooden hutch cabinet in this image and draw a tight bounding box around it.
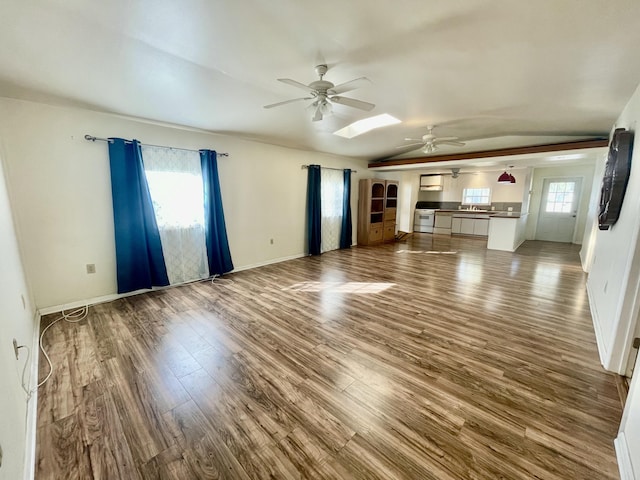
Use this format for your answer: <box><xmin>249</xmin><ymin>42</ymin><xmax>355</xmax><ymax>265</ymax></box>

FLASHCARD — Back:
<box><xmin>357</xmin><ymin>178</ymin><xmax>399</xmax><ymax>245</ymax></box>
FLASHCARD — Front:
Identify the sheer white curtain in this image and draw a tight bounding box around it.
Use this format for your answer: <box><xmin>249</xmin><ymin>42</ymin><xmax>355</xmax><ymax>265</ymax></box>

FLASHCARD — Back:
<box><xmin>320</xmin><ymin>168</ymin><xmax>344</xmax><ymax>253</ymax></box>
<box><xmin>141</xmin><ymin>145</ymin><xmax>209</xmax><ymax>285</ymax></box>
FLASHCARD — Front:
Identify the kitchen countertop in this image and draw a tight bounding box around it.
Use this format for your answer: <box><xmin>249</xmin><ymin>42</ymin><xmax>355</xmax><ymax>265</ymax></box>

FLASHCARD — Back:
<box><xmin>436</xmin><ymin>209</ymin><xmax>523</xmax><ymax>218</ymax></box>
<box><xmin>490</xmin><ymin>212</ymin><xmax>526</xmax><ymax>218</ymax></box>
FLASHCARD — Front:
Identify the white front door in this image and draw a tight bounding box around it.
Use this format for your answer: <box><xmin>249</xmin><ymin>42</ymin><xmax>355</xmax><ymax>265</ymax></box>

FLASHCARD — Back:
<box><xmin>536</xmin><ymin>177</ymin><xmax>582</xmax><ymax>243</ymax></box>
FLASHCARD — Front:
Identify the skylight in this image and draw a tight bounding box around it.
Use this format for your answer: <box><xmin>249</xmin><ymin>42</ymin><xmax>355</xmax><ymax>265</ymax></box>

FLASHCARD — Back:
<box><xmin>333</xmin><ymin>114</ymin><xmax>401</xmax><ymax>139</ymax></box>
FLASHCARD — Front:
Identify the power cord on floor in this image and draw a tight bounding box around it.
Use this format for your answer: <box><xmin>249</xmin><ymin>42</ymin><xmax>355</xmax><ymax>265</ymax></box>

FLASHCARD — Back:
<box><xmin>28</xmin><ymin>306</ymin><xmax>90</xmax><ymax>397</ymax></box>
<box><xmin>208</xmin><ymin>274</ymin><xmax>234</xmax><ymax>286</ymax></box>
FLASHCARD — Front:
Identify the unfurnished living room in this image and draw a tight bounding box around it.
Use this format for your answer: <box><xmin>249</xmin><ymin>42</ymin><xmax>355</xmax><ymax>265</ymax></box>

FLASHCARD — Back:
<box><xmin>1</xmin><ymin>1</ymin><xmax>640</xmax><ymax>479</ymax></box>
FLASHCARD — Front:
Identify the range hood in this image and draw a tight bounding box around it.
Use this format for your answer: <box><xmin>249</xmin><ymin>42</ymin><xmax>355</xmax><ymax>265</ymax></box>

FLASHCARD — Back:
<box><xmin>420</xmin><ymin>174</ymin><xmax>443</xmax><ymax>191</ymax></box>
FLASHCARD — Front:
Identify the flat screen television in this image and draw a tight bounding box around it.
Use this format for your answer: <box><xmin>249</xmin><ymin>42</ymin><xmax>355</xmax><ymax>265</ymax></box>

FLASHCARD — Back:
<box><xmin>598</xmin><ymin>128</ymin><xmax>634</xmax><ymax>230</ymax></box>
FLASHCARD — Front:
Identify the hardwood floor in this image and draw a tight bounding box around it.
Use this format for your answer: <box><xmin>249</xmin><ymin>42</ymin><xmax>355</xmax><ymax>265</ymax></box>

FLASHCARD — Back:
<box><xmin>35</xmin><ymin>235</ymin><xmax>623</xmax><ymax>479</ymax></box>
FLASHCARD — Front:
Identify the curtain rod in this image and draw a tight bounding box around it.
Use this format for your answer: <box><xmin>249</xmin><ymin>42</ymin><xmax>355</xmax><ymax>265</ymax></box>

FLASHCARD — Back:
<box><xmin>84</xmin><ymin>135</ymin><xmax>229</xmax><ymax>157</ymax></box>
<box><xmin>301</xmin><ymin>165</ymin><xmax>357</xmax><ymax>173</ymax></box>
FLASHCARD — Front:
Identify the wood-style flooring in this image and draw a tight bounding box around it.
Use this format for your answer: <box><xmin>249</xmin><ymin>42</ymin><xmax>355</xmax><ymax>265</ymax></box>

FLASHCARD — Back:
<box><xmin>35</xmin><ymin>235</ymin><xmax>623</xmax><ymax>479</ymax></box>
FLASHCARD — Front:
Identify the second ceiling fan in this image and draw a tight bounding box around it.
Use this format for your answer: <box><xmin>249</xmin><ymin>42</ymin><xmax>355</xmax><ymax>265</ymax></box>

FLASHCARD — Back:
<box><xmin>402</xmin><ymin>125</ymin><xmax>466</xmax><ymax>153</ymax></box>
<box><xmin>264</xmin><ymin>64</ymin><xmax>375</xmax><ymax>121</ymax></box>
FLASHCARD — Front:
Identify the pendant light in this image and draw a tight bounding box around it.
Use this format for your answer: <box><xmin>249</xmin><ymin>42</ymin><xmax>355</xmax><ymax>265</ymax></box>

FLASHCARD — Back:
<box><xmin>498</xmin><ymin>166</ymin><xmax>516</xmax><ymax>184</ymax></box>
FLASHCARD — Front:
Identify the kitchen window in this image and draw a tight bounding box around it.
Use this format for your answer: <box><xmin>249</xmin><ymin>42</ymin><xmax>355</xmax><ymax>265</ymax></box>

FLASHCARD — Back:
<box><xmin>462</xmin><ymin>187</ymin><xmax>491</xmax><ymax>206</ymax></box>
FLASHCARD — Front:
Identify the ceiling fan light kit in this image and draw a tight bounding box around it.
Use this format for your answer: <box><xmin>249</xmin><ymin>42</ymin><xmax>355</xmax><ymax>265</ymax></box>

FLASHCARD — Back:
<box><xmin>264</xmin><ymin>64</ymin><xmax>375</xmax><ymax>122</ymax></box>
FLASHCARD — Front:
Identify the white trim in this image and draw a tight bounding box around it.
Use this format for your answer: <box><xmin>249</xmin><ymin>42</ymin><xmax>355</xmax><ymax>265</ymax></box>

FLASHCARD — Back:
<box><xmin>579</xmin><ymin>247</ymin><xmax>588</xmax><ymax>272</ymax></box>
<box><xmin>23</xmin><ymin>310</ymin><xmax>41</xmax><ymax>480</ymax></box>
<box><xmin>38</xmin><ymin>290</ymin><xmax>146</xmax><ymax>315</ymax></box>
<box><xmin>614</xmin><ymin>432</ymin><xmax>636</xmax><ymax>480</ymax></box>
<box><xmin>37</xmin><ymin>253</ymin><xmax>307</xmax><ymax>315</ymax></box>
<box><xmin>586</xmin><ymin>280</ymin><xmax>609</xmax><ymax>369</ymax></box>
<box><xmin>230</xmin><ymin>253</ymin><xmax>307</xmax><ymax>273</ymax></box>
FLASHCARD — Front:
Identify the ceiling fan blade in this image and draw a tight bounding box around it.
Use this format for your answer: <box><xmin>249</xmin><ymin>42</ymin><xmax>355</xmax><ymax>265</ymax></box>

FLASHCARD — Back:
<box><xmin>312</xmin><ymin>106</ymin><xmax>323</xmax><ymax>122</ymax></box>
<box><xmin>434</xmin><ymin>136</ymin><xmax>460</xmax><ymax>142</ymax></box>
<box><xmin>437</xmin><ymin>140</ymin><xmax>466</xmax><ymax>146</ymax></box>
<box><xmin>277</xmin><ymin>78</ymin><xmax>315</xmax><ymax>93</ymax></box>
<box><xmin>330</xmin><ymin>96</ymin><xmax>375</xmax><ymax>111</ymax></box>
<box><xmin>404</xmin><ymin>137</ymin><xmax>424</xmax><ymax>142</ymax></box>
<box><xmin>264</xmin><ymin>97</ymin><xmax>313</xmax><ymax>109</ymax></box>
<box><xmin>329</xmin><ymin>77</ymin><xmax>371</xmax><ymax>95</ymax></box>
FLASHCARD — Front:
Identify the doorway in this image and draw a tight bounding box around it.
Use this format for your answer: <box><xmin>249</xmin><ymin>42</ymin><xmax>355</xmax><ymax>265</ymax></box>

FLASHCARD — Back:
<box><xmin>536</xmin><ymin>177</ymin><xmax>582</xmax><ymax>242</ymax></box>
<box><xmin>625</xmin><ymin>315</ymin><xmax>640</xmax><ymax>379</ymax></box>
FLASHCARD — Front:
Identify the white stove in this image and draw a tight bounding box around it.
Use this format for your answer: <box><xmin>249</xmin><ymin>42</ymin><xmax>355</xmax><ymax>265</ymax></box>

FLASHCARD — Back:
<box><xmin>414</xmin><ymin>209</ymin><xmax>436</xmax><ymax>233</ymax></box>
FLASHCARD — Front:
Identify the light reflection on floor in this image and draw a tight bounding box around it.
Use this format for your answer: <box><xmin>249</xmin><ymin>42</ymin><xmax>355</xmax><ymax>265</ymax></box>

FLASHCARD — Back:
<box><xmin>533</xmin><ymin>263</ymin><xmax>561</xmax><ymax>287</ymax></box>
<box><xmin>282</xmin><ymin>281</ymin><xmax>395</xmax><ymax>294</ymax></box>
<box><xmin>396</xmin><ymin>249</ymin><xmax>458</xmax><ymax>255</ymax></box>
<box><xmin>456</xmin><ymin>260</ymin><xmax>483</xmax><ymax>284</ymax></box>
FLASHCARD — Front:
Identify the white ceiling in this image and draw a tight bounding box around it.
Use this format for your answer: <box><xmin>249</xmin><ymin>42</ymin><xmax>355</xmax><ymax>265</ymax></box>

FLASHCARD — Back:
<box><xmin>1</xmin><ymin>0</ymin><xmax>639</xmax><ymax>167</ymax></box>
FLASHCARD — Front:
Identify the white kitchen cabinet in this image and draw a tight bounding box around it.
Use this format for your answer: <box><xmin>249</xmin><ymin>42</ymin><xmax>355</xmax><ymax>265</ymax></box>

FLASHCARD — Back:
<box><xmin>451</xmin><ymin>214</ymin><xmax>490</xmax><ymax>237</ymax></box>
<box><xmin>433</xmin><ymin>212</ymin><xmax>452</xmax><ymax>235</ymax></box>
<box><xmin>460</xmin><ymin>218</ymin><xmax>475</xmax><ymax>235</ymax></box>
<box><xmin>474</xmin><ymin>218</ymin><xmax>490</xmax><ymax>236</ymax></box>
<box><xmin>434</xmin><ymin>213</ymin><xmax>452</xmax><ymax>229</ymax></box>
<box><xmin>451</xmin><ymin>217</ymin><xmax>462</xmax><ymax>234</ymax></box>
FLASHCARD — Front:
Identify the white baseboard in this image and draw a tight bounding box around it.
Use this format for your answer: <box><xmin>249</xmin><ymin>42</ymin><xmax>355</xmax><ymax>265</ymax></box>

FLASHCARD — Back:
<box><xmin>586</xmin><ymin>280</ymin><xmax>610</xmax><ymax>370</ymax></box>
<box><xmin>38</xmin><ymin>290</ymin><xmax>146</xmax><ymax>316</ymax></box>
<box><xmin>231</xmin><ymin>253</ymin><xmax>306</xmax><ymax>273</ymax></box>
<box><xmin>37</xmin><ymin>253</ymin><xmax>308</xmax><ymax>316</ymax></box>
<box><xmin>23</xmin><ymin>310</ymin><xmax>41</xmax><ymax>480</ymax></box>
<box><xmin>615</xmin><ymin>432</ymin><xmax>636</xmax><ymax>480</ymax></box>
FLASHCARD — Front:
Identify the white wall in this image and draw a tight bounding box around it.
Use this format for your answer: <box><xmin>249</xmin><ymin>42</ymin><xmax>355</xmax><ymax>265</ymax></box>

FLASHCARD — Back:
<box><xmin>586</xmin><ymin>79</ymin><xmax>640</xmax><ymax>375</ymax></box>
<box><xmin>418</xmin><ymin>169</ymin><xmax>527</xmax><ymax>205</ymax></box>
<box><xmin>580</xmin><ymin>156</ymin><xmax>607</xmax><ymax>272</ymax></box>
<box><xmin>0</xmin><ymin>148</ymin><xmax>37</xmax><ymax>480</ymax></box>
<box><xmin>0</xmin><ymin>98</ymin><xmax>368</xmax><ymax>309</ymax></box>
<box><xmin>525</xmin><ymin>164</ymin><xmax>596</xmax><ymax>243</ymax></box>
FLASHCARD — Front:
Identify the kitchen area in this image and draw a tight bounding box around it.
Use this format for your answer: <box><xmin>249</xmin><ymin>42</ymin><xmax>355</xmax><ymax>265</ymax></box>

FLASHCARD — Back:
<box><xmin>413</xmin><ymin>171</ymin><xmax>530</xmax><ymax>252</ymax></box>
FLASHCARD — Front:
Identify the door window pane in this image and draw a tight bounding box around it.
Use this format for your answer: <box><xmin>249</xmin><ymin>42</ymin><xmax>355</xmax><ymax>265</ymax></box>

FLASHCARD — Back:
<box><xmin>545</xmin><ymin>182</ymin><xmax>575</xmax><ymax>213</ymax></box>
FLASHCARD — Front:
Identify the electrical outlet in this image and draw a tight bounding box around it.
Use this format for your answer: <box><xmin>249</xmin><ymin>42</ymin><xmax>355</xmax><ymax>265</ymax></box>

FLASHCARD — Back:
<box><xmin>507</xmin><ymin>207</ymin><xmax>513</xmax><ymax>212</ymax></box>
<box><xmin>13</xmin><ymin>339</ymin><xmax>19</xmax><ymax>360</ymax></box>
<box><xmin>86</xmin><ymin>263</ymin><xmax>96</xmax><ymax>274</ymax></box>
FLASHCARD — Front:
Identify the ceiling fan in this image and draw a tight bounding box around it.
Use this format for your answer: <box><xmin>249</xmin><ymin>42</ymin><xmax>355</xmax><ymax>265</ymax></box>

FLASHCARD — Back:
<box><xmin>264</xmin><ymin>64</ymin><xmax>375</xmax><ymax>122</ymax></box>
<box><xmin>401</xmin><ymin>125</ymin><xmax>466</xmax><ymax>153</ymax></box>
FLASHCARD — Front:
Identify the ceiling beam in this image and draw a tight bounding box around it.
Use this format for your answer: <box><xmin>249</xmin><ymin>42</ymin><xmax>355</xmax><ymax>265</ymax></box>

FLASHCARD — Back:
<box><xmin>368</xmin><ymin>139</ymin><xmax>609</xmax><ymax>168</ymax></box>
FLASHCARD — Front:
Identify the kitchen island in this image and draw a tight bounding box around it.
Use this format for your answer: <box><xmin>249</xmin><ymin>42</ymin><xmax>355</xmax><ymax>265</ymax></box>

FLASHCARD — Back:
<box><xmin>432</xmin><ymin>209</ymin><xmax>528</xmax><ymax>252</ymax></box>
<box><xmin>487</xmin><ymin>212</ymin><xmax>528</xmax><ymax>252</ymax></box>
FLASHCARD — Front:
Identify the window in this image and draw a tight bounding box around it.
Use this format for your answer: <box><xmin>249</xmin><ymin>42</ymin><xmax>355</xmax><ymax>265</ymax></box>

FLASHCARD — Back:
<box><xmin>320</xmin><ymin>168</ymin><xmax>345</xmax><ymax>253</ymax></box>
<box><xmin>144</xmin><ymin>171</ymin><xmax>205</xmax><ymax>228</ymax></box>
<box><xmin>462</xmin><ymin>187</ymin><xmax>491</xmax><ymax>205</ymax></box>
<box><xmin>142</xmin><ymin>145</ymin><xmax>209</xmax><ymax>285</ymax></box>
<box><xmin>545</xmin><ymin>181</ymin><xmax>575</xmax><ymax>213</ymax></box>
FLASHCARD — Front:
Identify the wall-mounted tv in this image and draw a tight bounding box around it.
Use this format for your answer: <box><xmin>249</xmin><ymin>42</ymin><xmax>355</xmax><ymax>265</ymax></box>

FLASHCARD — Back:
<box><xmin>598</xmin><ymin>128</ymin><xmax>634</xmax><ymax>230</ymax></box>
